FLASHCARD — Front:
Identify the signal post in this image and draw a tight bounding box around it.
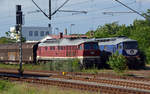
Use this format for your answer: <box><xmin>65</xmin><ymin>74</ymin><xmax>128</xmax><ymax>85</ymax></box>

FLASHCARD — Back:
<box><xmin>16</xmin><ymin>5</ymin><xmax>23</xmax><ymax>76</ymax></box>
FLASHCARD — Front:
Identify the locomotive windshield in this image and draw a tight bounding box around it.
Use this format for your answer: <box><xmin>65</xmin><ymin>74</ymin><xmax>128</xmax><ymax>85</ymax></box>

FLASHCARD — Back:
<box><xmin>84</xmin><ymin>43</ymin><xmax>99</xmax><ymax>50</ymax></box>
<box><xmin>123</xmin><ymin>41</ymin><xmax>138</xmax><ymax>49</ymax></box>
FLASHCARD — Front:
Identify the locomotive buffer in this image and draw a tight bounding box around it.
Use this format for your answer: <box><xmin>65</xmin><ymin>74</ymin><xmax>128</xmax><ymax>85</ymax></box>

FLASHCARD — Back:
<box><xmin>16</xmin><ymin>5</ymin><xmax>24</xmax><ymax>76</ymax></box>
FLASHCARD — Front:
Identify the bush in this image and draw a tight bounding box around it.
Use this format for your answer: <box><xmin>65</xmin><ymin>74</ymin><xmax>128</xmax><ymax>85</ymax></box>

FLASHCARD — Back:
<box><xmin>107</xmin><ymin>52</ymin><xmax>128</xmax><ymax>74</ymax></box>
<box><xmin>45</xmin><ymin>59</ymin><xmax>81</xmax><ymax>72</ymax></box>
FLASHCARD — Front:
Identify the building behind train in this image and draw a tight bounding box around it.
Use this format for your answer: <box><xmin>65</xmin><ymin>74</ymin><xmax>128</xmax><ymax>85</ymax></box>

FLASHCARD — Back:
<box><xmin>9</xmin><ymin>25</ymin><xmax>52</xmax><ymax>42</ymax></box>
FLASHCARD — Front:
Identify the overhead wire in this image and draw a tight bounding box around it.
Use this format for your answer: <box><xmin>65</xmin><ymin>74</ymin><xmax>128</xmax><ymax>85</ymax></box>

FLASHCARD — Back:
<box><xmin>32</xmin><ymin>0</ymin><xmax>135</xmax><ymax>20</ymax></box>
<box><xmin>114</xmin><ymin>0</ymin><xmax>147</xmax><ymax>20</ymax></box>
<box><xmin>58</xmin><ymin>0</ymin><xmax>91</xmax><ymax>7</ymax></box>
<box><xmin>88</xmin><ymin>0</ymin><xmax>136</xmax><ymax>13</ymax></box>
<box><xmin>0</xmin><ymin>0</ymin><xmax>135</xmax><ymax>19</ymax></box>
<box><xmin>23</xmin><ymin>12</ymin><xmax>120</xmax><ymax>25</ymax></box>
<box><xmin>0</xmin><ymin>0</ymin><xmax>138</xmax><ymax>27</ymax></box>
<box><xmin>0</xmin><ymin>0</ymin><xmax>145</xmax><ymax>34</ymax></box>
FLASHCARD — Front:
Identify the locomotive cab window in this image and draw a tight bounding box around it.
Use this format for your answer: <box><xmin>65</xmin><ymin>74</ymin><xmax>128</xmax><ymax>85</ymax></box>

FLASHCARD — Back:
<box><xmin>93</xmin><ymin>44</ymin><xmax>99</xmax><ymax>50</ymax></box>
<box><xmin>123</xmin><ymin>41</ymin><xmax>138</xmax><ymax>49</ymax></box>
<box><xmin>84</xmin><ymin>43</ymin><xmax>90</xmax><ymax>50</ymax></box>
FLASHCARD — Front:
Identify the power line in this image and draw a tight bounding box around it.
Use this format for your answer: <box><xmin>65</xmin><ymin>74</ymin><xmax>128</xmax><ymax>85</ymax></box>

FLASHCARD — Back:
<box><xmin>87</xmin><ymin>0</ymin><xmax>136</xmax><ymax>13</ymax></box>
<box><xmin>27</xmin><ymin>14</ymin><xmax>118</xmax><ymax>25</ymax></box>
<box><xmin>62</xmin><ymin>0</ymin><xmax>91</xmax><ymax>7</ymax></box>
<box><xmin>0</xmin><ymin>0</ymin><xmax>147</xmax><ymax>27</ymax></box>
<box><xmin>103</xmin><ymin>11</ymin><xmax>136</xmax><ymax>16</ymax></box>
<box><xmin>31</xmin><ymin>0</ymin><xmax>50</xmax><ymax>19</ymax></box>
<box><xmin>1</xmin><ymin>9</ymin><xmax>139</xmax><ymax>25</ymax></box>
<box><xmin>114</xmin><ymin>0</ymin><xmax>148</xmax><ymax>20</ymax></box>
<box><xmin>51</xmin><ymin>0</ymin><xmax>70</xmax><ymax>16</ymax></box>
<box><xmin>31</xmin><ymin>0</ymin><xmax>70</xmax><ymax>20</ymax></box>
<box><xmin>51</xmin><ymin>1</ymin><xmax>136</xmax><ymax>20</ymax></box>
<box><xmin>0</xmin><ymin>0</ymin><xmax>135</xmax><ymax>19</ymax></box>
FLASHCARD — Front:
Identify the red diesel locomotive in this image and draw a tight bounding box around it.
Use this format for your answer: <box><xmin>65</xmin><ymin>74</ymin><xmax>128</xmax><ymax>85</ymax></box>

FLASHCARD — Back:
<box><xmin>37</xmin><ymin>38</ymin><xmax>101</xmax><ymax>67</ymax></box>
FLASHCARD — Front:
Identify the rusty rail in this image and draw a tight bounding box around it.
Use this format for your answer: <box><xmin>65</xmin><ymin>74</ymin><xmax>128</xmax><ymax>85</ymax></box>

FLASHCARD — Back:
<box><xmin>0</xmin><ymin>68</ymin><xmax>150</xmax><ymax>94</ymax></box>
<box><xmin>4</xmin><ymin>77</ymin><xmax>150</xmax><ymax>94</ymax></box>
<box><xmin>50</xmin><ymin>75</ymin><xmax>150</xmax><ymax>90</ymax></box>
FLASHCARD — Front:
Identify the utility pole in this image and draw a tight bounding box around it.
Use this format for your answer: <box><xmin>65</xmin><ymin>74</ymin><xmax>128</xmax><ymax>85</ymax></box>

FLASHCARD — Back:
<box><xmin>31</xmin><ymin>0</ymin><xmax>70</xmax><ymax>34</ymax></box>
<box><xmin>49</xmin><ymin>0</ymin><xmax>51</xmax><ymax>20</ymax></box>
<box><xmin>48</xmin><ymin>0</ymin><xmax>52</xmax><ymax>33</ymax></box>
<box><xmin>16</xmin><ymin>5</ymin><xmax>23</xmax><ymax>76</ymax></box>
<box><xmin>31</xmin><ymin>0</ymin><xmax>70</xmax><ymax>20</ymax></box>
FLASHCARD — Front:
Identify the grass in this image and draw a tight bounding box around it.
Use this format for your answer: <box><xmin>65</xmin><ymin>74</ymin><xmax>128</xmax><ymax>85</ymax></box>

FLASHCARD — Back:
<box><xmin>0</xmin><ymin>63</ymin><xmax>113</xmax><ymax>74</ymax></box>
<box><xmin>0</xmin><ymin>80</ymin><xmax>98</xmax><ymax>94</ymax></box>
<box><xmin>0</xmin><ymin>63</ymin><xmax>79</xmax><ymax>72</ymax></box>
<box><xmin>0</xmin><ymin>63</ymin><xmax>127</xmax><ymax>76</ymax></box>
<box><xmin>0</xmin><ymin>63</ymin><xmax>46</xmax><ymax>71</ymax></box>
<box><xmin>81</xmin><ymin>68</ymin><xmax>112</xmax><ymax>74</ymax></box>
<box><xmin>0</xmin><ymin>63</ymin><xmax>150</xmax><ymax>77</ymax></box>
<box><xmin>0</xmin><ymin>59</ymin><xmax>81</xmax><ymax>72</ymax></box>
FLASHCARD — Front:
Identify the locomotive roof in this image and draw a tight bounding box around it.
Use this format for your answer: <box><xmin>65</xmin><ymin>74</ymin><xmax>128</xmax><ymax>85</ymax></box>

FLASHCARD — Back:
<box><xmin>39</xmin><ymin>38</ymin><xmax>97</xmax><ymax>46</ymax></box>
<box><xmin>95</xmin><ymin>37</ymin><xmax>137</xmax><ymax>45</ymax></box>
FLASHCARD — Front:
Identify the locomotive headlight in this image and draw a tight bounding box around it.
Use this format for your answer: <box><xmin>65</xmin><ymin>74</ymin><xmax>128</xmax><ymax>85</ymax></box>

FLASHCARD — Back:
<box><xmin>90</xmin><ymin>52</ymin><xmax>95</xmax><ymax>55</ymax></box>
<box><xmin>126</xmin><ymin>49</ymin><xmax>138</xmax><ymax>55</ymax></box>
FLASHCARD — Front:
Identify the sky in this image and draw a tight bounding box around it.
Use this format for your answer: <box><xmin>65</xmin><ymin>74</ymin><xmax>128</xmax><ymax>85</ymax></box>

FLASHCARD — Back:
<box><xmin>0</xmin><ymin>0</ymin><xmax>150</xmax><ymax>36</ymax></box>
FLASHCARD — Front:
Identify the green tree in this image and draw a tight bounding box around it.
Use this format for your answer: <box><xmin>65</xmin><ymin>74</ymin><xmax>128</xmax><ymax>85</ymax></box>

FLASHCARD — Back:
<box><xmin>94</xmin><ymin>22</ymin><xmax>120</xmax><ymax>38</ymax></box>
<box><xmin>5</xmin><ymin>31</ymin><xmax>11</xmax><ymax>37</ymax></box>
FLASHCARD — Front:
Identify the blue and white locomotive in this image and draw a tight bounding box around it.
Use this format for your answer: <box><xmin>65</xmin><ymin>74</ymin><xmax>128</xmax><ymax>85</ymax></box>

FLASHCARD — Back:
<box><xmin>95</xmin><ymin>37</ymin><xmax>145</xmax><ymax>69</ymax></box>
<box><xmin>95</xmin><ymin>37</ymin><xmax>139</xmax><ymax>56</ymax></box>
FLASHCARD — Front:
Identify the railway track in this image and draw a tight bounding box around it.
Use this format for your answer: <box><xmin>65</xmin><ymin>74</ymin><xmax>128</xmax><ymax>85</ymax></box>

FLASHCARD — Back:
<box><xmin>0</xmin><ymin>68</ymin><xmax>150</xmax><ymax>94</ymax></box>
<box><xmin>2</xmin><ymin>77</ymin><xmax>150</xmax><ymax>94</ymax></box>
<box><xmin>50</xmin><ymin>75</ymin><xmax>150</xmax><ymax>90</ymax></box>
<box><xmin>0</xmin><ymin>68</ymin><xmax>150</xmax><ymax>81</ymax></box>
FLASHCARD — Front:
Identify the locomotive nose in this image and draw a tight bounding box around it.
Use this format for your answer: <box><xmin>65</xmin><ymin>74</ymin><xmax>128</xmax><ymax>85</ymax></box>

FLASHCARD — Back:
<box><xmin>130</xmin><ymin>50</ymin><xmax>134</xmax><ymax>54</ymax></box>
<box><xmin>125</xmin><ymin>49</ymin><xmax>138</xmax><ymax>55</ymax></box>
<box><xmin>90</xmin><ymin>51</ymin><xmax>95</xmax><ymax>55</ymax></box>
